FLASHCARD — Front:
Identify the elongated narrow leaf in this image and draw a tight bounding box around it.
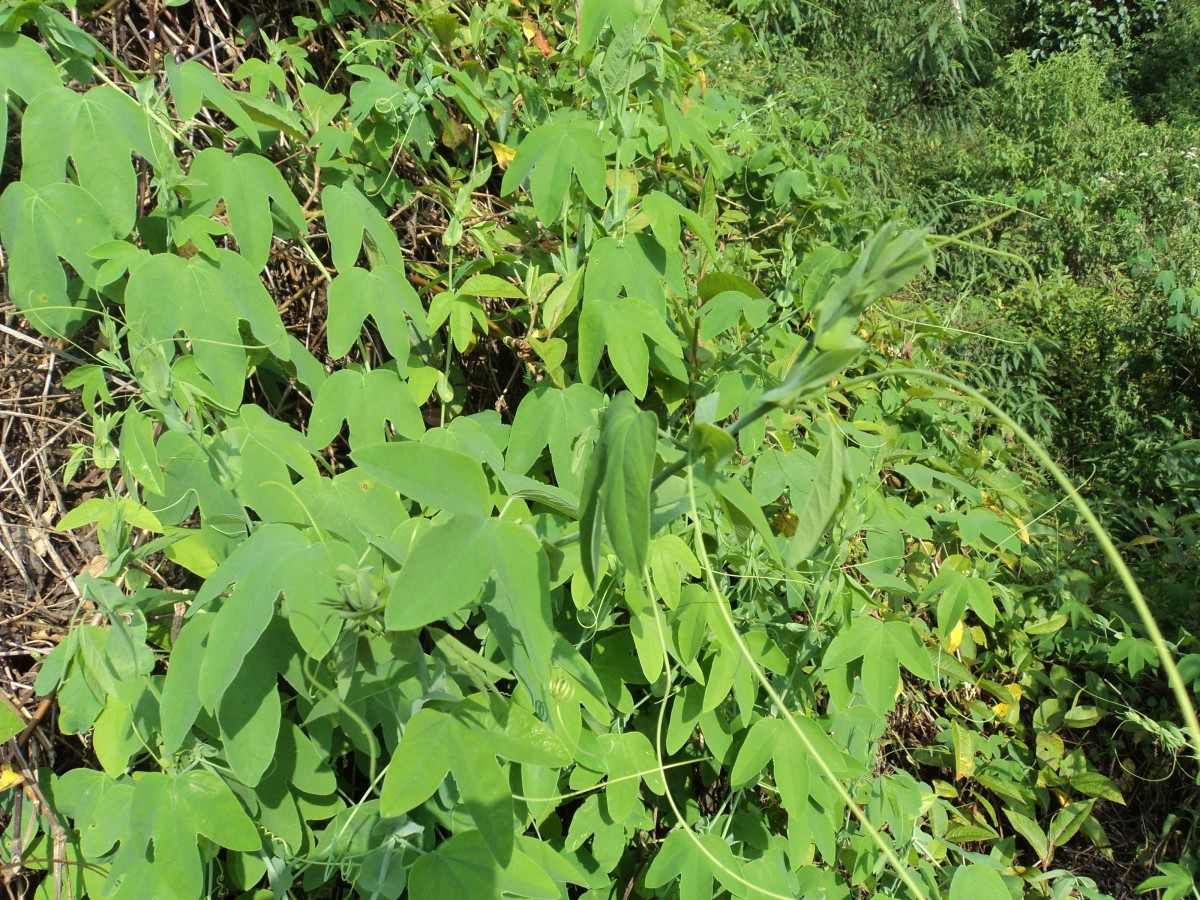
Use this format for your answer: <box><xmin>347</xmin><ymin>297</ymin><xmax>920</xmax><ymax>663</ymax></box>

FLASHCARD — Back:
<box><xmin>595</xmin><ymin>393</ymin><xmax>657</xmax><ymax>577</ymax></box>
<box><xmin>484</xmin><ymin>520</ymin><xmax>555</xmax><ymax>718</ymax></box>
<box><xmin>787</xmin><ymin>430</ymin><xmax>851</xmax><ymax>564</ymax></box>
<box><xmin>380</xmin><ymin>708</ymin><xmax>453</xmax><ymax>816</ymax></box>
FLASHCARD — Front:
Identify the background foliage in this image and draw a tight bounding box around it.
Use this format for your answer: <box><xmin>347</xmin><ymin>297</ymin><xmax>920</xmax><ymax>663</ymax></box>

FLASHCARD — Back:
<box><xmin>0</xmin><ymin>0</ymin><xmax>1196</xmax><ymax>898</ymax></box>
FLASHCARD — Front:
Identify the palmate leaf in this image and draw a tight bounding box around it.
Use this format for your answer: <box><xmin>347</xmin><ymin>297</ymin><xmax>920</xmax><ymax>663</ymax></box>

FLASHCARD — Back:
<box><xmin>787</xmin><ymin>428</ymin><xmax>853</xmax><ymax>565</ymax></box>
<box><xmin>501</xmin><ymin>113</ymin><xmax>607</xmax><ymax>224</ymax></box>
<box><xmin>308</xmin><ymin>365</ymin><xmax>426</xmax><ymax>450</ymax></box>
<box><xmin>353</xmin><ymin>440</ymin><xmax>492</xmax><ymax>517</ymax></box>
<box><xmin>189</xmin><ymin>148</ymin><xmax>306</xmax><ymax>269</ymax></box>
<box><xmin>0</xmin><ymin>34</ymin><xmax>60</xmax><ymax>175</ymax></box>
<box><xmin>584</xmin><ymin>233</ymin><xmax>685</xmax><ymax>313</ymax></box>
<box><xmin>326</xmin><ymin>265</ymin><xmax>425</xmax><ymax>362</ymax></box>
<box><xmin>483</xmin><ymin>520</ymin><xmax>556</xmax><ymax>718</ymax></box>
<box><xmin>322</xmin><ymin>182</ymin><xmax>408</xmax><ymax>272</ymax></box>
<box><xmin>408</xmin><ymin>831</ymin><xmax>558</xmax><ymax>899</ymax></box>
<box><xmin>21</xmin><ymin>85</ymin><xmax>167</xmax><ymax>235</ymax></box>
<box><xmin>506</xmin><ymin>383</ymin><xmax>604</xmax><ymax>494</ymax></box>
<box><xmin>104</xmin><ymin>769</ymin><xmax>259</xmax><ymax>899</ymax></box>
<box><xmin>823</xmin><ymin>615</ymin><xmax>936</xmax><ymax>713</ymax></box>
<box><xmin>125</xmin><ymin>250</ymin><xmax>289</xmax><ymax>408</ymax></box>
<box><xmin>191</xmin><ymin>523</ymin><xmax>355</xmax><ymax>712</ymax></box>
<box><xmin>0</xmin><ymin>181</ymin><xmax>114</xmax><ymax>337</ymax></box>
<box><xmin>578</xmin><ymin>296</ymin><xmax>684</xmax><ymax>399</ymax></box>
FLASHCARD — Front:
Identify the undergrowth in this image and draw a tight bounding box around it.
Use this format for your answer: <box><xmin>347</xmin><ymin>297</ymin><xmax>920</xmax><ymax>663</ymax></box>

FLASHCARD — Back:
<box><xmin>0</xmin><ymin>0</ymin><xmax>1196</xmax><ymax>898</ymax></box>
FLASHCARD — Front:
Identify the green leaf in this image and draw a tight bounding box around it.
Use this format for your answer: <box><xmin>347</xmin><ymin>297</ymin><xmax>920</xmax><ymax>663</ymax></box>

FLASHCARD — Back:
<box><xmin>21</xmin><ymin>85</ymin><xmax>157</xmax><ymax>235</ymax></box>
<box><xmin>952</xmin><ymin>720</ymin><xmax>976</xmax><ymax>781</ymax></box>
<box><xmin>645</xmin><ymin>829</ymin><xmax>713</xmax><ymax>900</ymax></box>
<box><xmin>698</xmin><ymin>271</ymin><xmax>765</xmax><ymax>302</ymax></box>
<box><xmin>823</xmin><ymin>616</ymin><xmax>934</xmax><ymax>712</ymax></box>
<box><xmin>501</xmin><ymin>114</ymin><xmax>607</xmax><ymax>224</ymax></box>
<box><xmin>0</xmin><ymin>702</ymin><xmax>23</xmax><ymax>743</ymax></box>
<box><xmin>1004</xmin><ymin>807</ymin><xmax>1050</xmax><ymax>864</ymax></box>
<box><xmin>166</xmin><ymin>58</ymin><xmax>266</xmax><ymax>147</ymax></box>
<box><xmin>125</xmin><ymin>250</ymin><xmax>289</xmax><ymax>407</ymax></box>
<box><xmin>578</xmin><ymin>296</ymin><xmax>683</xmax><ymax>399</ymax></box>
<box><xmin>585</xmin><ymin>233</ymin><xmax>685</xmax><ymax>313</ymax></box>
<box><xmin>118</xmin><ymin>408</ymin><xmax>165</xmax><ymax>495</ymax></box>
<box><xmin>326</xmin><ymin>265</ymin><xmax>425</xmax><ymax>362</ymax></box>
<box><xmin>450</xmin><ymin>720</ymin><xmax>515</xmax><ymax>863</ymax></box>
<box><xmin>601</xmin><ymin>24</ymin><xmax>637</xmax><ymax>98</ymax></box>
<box><xmin>386</xmin><ymin>514</ymin><xmax>492</xmax><ymax>630</ymax></box>
<box><xmin>506</xmin><ymin>383</ymin><xmax>603</xmax><ymax>493</ymax></box>
<box><xmin>0</xmin><ymin>181</ymin><xmax>113</xmax><ymax>336</ymax></box>
<box><xmin>189</xmin><ymin>148</ymin><xmax>306</xmax><ymax>269</ymax></box>
<box><xmin>1048</xmin><ymin>799</ymin><xmax>1094</xmax><ymax>850</ymax></box>
<box><xmin>579</xmin><ymin>393</ymin><xmax>657</xmax><ymax>583</ymax></box>
<box><xmin>408</xmin><ymin>830</ymin><xmax>558</xmax><ymax>900</ymax></box>
<box><xmin>787</xmin><ymin>429</ymin><xmax>852</xmax><ymax>565</ymax></box>
<box><xmin>452</xmin><ymin>694</ymin><xmax>570</xmax><ymax>768</ymax></box>
<box><xmin>949</xmin><ymin>864</ymin><xmax>1011</xmax><ymax>900</ymax></box>
<box><xmin>379</xmin><ymin>707</ymin><xmax>453</xmax><ymax>816</ymax></box>
<box><xmin>321</xmin><ymin>182</ymin><xmax>407</xmax><ymax>271</ymax></box>
<box><xmin>309</xmin><ymin>366</ymin><xmax>426</xmax><ymax>449</ymax></box>
<box><xmin>353</xmin><ymin>440</ymin><xmax>492</xmax><ymax>517</ymax></box>
<box><xmin>159</xmin><ymin>614</ymin><xmax>214</xmax><ymax>753</ymax></box>
<box><xmin>0</xmin><ymin>34</ymin><xmax>59</xmax><ymax>107</ymax></box>
<box><xmin>217</xmin><ymin>630</ymin><xmax>283</xmax><ymax>787</ymax></box>
<box><xmin>484</xmin><ymin>520</ymin><xmax>556</xmax><ymax>719</ymax></box>
<box><xmin>731</xmin><ymin>717</ymin><xmax>780</xmax><ymax>788</ymax></box>
<box><xmin>109</xmin><ymin>769</ymin><xmax>259</xmax><ymax>899</ymax></box>
<box><xmin>458</xmin><ymin>273</ymin><xmax>525</xmax><ymax>299</ymax></box>
<box><xmin>194</xmin><ymin>525</ymin><xmax>349</xmax><ymax>704</ymax></box>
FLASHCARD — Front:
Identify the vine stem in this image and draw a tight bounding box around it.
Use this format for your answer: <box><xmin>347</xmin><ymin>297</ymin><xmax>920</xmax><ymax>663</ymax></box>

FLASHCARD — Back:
<box><xmin>674</xmin><ymin>468</ymin><xmax>933</xmax><ymax>899</ymax></box>
<box><xmin>834</xmin><ymin>366</ymin><xmax>1200</xmax><ymax>757</ymax></box>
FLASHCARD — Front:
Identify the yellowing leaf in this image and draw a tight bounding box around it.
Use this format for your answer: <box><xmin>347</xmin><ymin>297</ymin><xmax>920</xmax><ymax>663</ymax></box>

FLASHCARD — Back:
<box><xmin>945</xmin><ymin>620</ymin><xmax>965</xmax><ymax>653</ymax></box>
<box><xmin>0</xmin><ymin>764</ymin><xmax>22</xmax><ymax>792</ymax></box>
<box><xmin>1012</xmin><ymin>514</ymin><xmax>1030</xmax><ymax>543</ymax></box>
<box><xmin>490</xmin><ymin>141</ymin><xmax>517</xmax><ymax>170</ymax></box>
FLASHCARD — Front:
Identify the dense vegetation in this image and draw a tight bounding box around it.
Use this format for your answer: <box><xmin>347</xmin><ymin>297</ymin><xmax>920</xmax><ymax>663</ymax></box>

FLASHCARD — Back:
<box><xmin>0</xmin><ymin>0</ymin><xmax>1197</xmax><ymax>897</ymax></box>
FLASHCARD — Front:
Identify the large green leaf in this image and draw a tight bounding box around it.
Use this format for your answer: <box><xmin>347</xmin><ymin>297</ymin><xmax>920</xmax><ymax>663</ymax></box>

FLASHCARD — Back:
<box><xmin>193</xmin><ymin>524</ymin><xmax>351</xmax><ymax>708</ymax></box>
<box><xmin>578</xmin><ymin>296</ymin><xmax>683</xmax><ymax>399</ymax></box>
<box><xmin>500</xmin><ymin>114</ymin><xmax>607</xmax><ymax>224</ymax></box>
<box><xmin>584</xmin><ymin>233</ymin><xmax>685</xmax><ymax>313</ymax></box>
<box><xmin>949</xmin><ymin>864</ymin><xmax>1014</xmax><ymax>900</ymax></box>
<box><xmin>321</xmin><ymin>182</ymin><xmax>408</xmax><ymax>272</ymax></box>
<box><xmin>385</xmin><ymin>514</ymin><xmax>492</xmax><ymax>630</ymax></box>
<box><xmin>325</xmin><ymin>265</ymin><xmax>425</xmax><ymax>362</ymax></box>
<box><xmin>308</xmin><ymin>365</ymin><xmax>426</xmax><ymax>450</ymax></box>
<box><xmin>823</xmin><ymin>615</ymin><xmax>936</xmax><ymax>713</ymax></box>
<box><xmin>0</xmin><ymin>181</ymin><xmax>113</xmax><ymax>336</ymax></box>
<box><xmin>407</xmin><ymin>831</ymin><xmax>558</xmax><ymax>899</ymax></box>
<box><xmin>484</xmin><ymin>520</ymin><xmax>556</xmax><ymax>718</ymax></box>
<box><xmin>189</xmin><ymin>148</ymin><xmax>306</xmax><ymax>269</ymax></box>
<box><xmin>125</xmin><ymin>250</ymin><xmax>289</xmax><ymax>408</ymax></box>
<box><xmin>106</xmin><ymin>770</ymin><xmax>259</xmax><ymax>898</ymax></box>
<box><xmin>579</xmin><ymin>393</ymin><xmax>657</xmax><ymax>584</ymax></box>
<box><xmin>353</xmin><ymin>440</ymin><xmax>492</xmax><ymax>517</ymax></box>
<box><xmin>506</xmin><ymin>384</ymin><xmax>604</xmax><ymax>493</ymax></box>
<box><xmin>787</xmin><ymin>429</ymin><xmax>852</xmax><ymax>565</ymax></box>
<box><xmin>379</xmin><ymin>707</ymin><xmax>454</xmax><ymax>816</ymax></box>
<box><xmin>21</xmin><ymin>85</ymin><xmax>162</xmax><ymax>234</ymax></box>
